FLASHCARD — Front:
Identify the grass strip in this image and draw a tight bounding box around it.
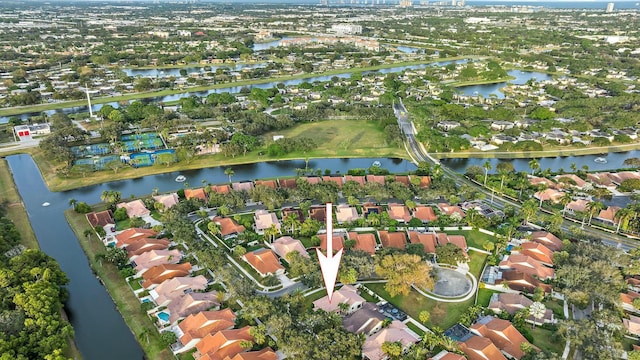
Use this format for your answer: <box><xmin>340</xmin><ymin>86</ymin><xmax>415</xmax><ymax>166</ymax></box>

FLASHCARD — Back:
<box><xmin>65</xmin><ymin>209</ymin><xmax>174</xmax><ymax>360</ymax></box>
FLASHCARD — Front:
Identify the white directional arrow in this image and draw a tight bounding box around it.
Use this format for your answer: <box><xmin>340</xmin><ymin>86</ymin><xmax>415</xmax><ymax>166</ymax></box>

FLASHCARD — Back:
<box><xmin>316</xmin><ymin>202</ymin><xmax>343</xmax><ymax>303</ymax></box>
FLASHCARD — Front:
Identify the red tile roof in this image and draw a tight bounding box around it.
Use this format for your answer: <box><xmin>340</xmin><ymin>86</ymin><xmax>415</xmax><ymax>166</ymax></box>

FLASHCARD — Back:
<box><xmin>309</xmin><ymin>207</ymin><xmax>327</xmax><ymax>222</ymax></box>
<box><xmin>408</xmin><ymin>231</ymin><xmax>437</xmax><ymax>253</ymax></box>
<box><xmin>413</xmin><ymin>206</ymin><xmax>437</xmax><ymax>222</ymax></box>
<box><xmin>378</xmin><ymin>230</ymin><xmax>406</xmax><ymax>249</ymax></box>
<box><xmin>185</xmin><ymin>188</ymin><xmax>208</xmax><ymax>201</ymax></box>
<box><xmin>366</xmin><ymin>175</ymin><xmax>385</xmax><ymax>185</ymax></box>
<box><xmin>195</xmin><ymin>326</ymin><xmax>253</xmax><ymax>360</ymax></box>
<box><xmin>301</xmin><ymin>176</ymin><xmax>322</xmax><ymax>184</ymax></box>
<box><xmin>499</xmin><ymin>254</ymin><xmax>554</xmax><ymax>280</ymax></box>
<box><xmin>115</xmin><ymin>228</ymin><xmax>158</xmax><ymax>247</ymax></box>
<box><xmin>348</xmin><ymin>232</ymin><xmax>377</xmax><ymax>254</ymax></box>
<box><xmin>471</xmin><ymin>317</ymin><xmax>533</xmax><ymax>360</ymax></box>
<box><xmin>141</xmin><ymin>263</ymin><xmax>192</xmax><ymax>289</ymax></box>
<box><xmin>178</xmin><ymin>309</ymin><xmax>237</xmax><ymax>347</ymax></box>
<box><xmin>460</xmin><ymin>335</ymin><xmax>507</xmax><ymax>360</ymax></box>
<box><xmin>499</xmin><ymin>270</ymin><xmax>552</xmax><ymax>294</ymax></box>
<box><xmin>214</xmin><ymin>217</ymin><xmax>245</xmax><ymax>237</ymax></box>
<box><xmin>243</xmin><ymin>249</ymin><xmax>284</xmax><ymax>276</ymax></box>
<box><xmin>225</xmin><ymin>347</ymin><xmax>277</xmax><ymax>360</ymax></box>
<box><xmin>126</xmin><ymin>238</ymin><xmax>171</xmax><ymax>257</ymax></box>
<box><xmin>520</xmin><ymin>242</ymin><xmax>554</xmax><ymax>265</ymax></box>
<box><xmin>530</xmin><ymin>231</ymin><xmax>563</xmax><ymax>251</ymax></box>
<box><xmin>210</xmin><ymin>185</ymin><xmax>231</xmax><ymax>194</ymax></box>
<box><xmin>387</xmin><ymin>203</ymin><xmax>412</xmax><ymax>223</ymax></box>
<box><xmin>86</xmin><ymin>210</ymin><xmax>115</xmax><ymax>227</ymax></box>
<box><xmin>254</xmin><ymin>180</ymin><xmax>277</xmax><ymax>189</ymax></box>
<box><xmin>319</xmin><ymin>233</ymin><xmax>345</xmax><ymax>253</ymax></box>
<box><xmin>409</xmin><ymin>175</ymin><xmax>431</xmax><ymax>188</ymax></box>
<box><xmin>322</xmin><ymin>176</ymin><xmax>344</xmax><ymax>187</ymax></box>
<box><xmin>344</xmin><ymin>175</ymin><xmax>366</xmax><ymax>186</ymax></box>
<box><xmin>394</xmin><ymin>175</ymin><xmax>410</xmax><ymax>186</ymax></box>
<box><xmin>277</xmin><ymin>178</ymin><xmax>297</xmax><ymax>189</ymax></box>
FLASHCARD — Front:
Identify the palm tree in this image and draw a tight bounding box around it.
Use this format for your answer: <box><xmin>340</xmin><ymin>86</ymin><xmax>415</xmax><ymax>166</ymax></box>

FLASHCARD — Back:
<box><xmin>586</xmin><ymin>201</ymin><xmax>605</xmax><ymax>226</ymax></box>
<box><xmin>68</xmin><ymin>198</ymin><xmax>77</xmax><ymax>209</ymax></box>
<box><xmin>614</xmin><ymin>207</ymin><xmax>634</xmax><ymax>233</ymax></box>
<box><xmin>560</xmin><ymin>192</ymin><xmax>573</xmax><ymax>216</ymax></box>
<box><xmin>483</xmin><ymin>160</ymin><xmax>492</xmax><ymax>186</ymax></box>
<box><xmin>529</xmin><ymin>302</ymin><xmax>546</xmax><ymax>327</ymax></box>
<box><xmin>224</xmin><ymin>168</ymin><xmax>235</xmax><ymax>183</ymax></box>
<box><xmin>528</xmin><ymin>158</ymin><xmax>539</xmax><ymax>176</ymax></box>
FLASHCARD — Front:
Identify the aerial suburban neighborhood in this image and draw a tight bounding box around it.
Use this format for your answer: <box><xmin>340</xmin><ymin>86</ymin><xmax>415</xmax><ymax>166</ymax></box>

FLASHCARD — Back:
<box><xmin>0</xmin><ymin>1</ymin><xmax>639</xmax><ymax>360</ymax></box>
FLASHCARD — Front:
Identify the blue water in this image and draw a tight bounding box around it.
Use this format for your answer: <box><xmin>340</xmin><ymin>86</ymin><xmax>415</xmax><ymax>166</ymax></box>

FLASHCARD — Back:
<box><xmin>142</xmin><ymin>298</ymin><xmax>151</xmax><ymax>303</ymax></box>
<box><xmin>506</xmin><ymin>244</ymin><xmax>514</xmax><ymax>252</ymax></box>
<box><xmin>157</xmin><ymin>311</ymin><xmax>170</xmax><ymax>322</ymax></box>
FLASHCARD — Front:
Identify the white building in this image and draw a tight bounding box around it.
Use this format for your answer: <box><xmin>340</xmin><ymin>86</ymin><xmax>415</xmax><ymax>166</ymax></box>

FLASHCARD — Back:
<box><xmin>606</xmin><ymin>2</ymin><xmax>615</xmax><ymax>13</ymax></box>
<box><xmin>331</xmin><ymin>24</ymin><xmax>362</xmax><ymax>35</ymax></box>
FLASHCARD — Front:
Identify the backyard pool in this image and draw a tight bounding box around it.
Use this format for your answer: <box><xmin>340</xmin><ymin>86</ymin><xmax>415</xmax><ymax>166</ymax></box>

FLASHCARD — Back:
<box><xmin>157</xmin><ymin>311</ymin><xmax>170</xmax><ymax>322</ymax></box>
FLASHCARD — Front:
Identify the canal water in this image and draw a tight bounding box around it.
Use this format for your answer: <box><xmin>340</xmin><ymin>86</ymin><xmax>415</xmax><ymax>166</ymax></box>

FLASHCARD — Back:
<box><xmin>6</xmin><ymin>155</ymin><xmax>415</xmax><ymax>359</ymax></box>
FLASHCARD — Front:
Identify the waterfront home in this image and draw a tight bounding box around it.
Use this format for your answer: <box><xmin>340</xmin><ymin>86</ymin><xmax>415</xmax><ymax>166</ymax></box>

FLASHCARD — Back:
<box><xmin>319</xmin><ymin>232</ymin><xmax>346</xmax><ymax>252</ymax></box>
<box><xmin>554</xmin><ymin>174</ymin><xmax>591</xmax><ymax>191</ymax></box>
<box><xmin>499</xmin><ymin>254</ymin><xmax>554</xmax><ymax>280</ymax></box>
<box><xmin>254</xmin><ymin>179</ymin><xmax>277</xmax><ymax>189</ymax></box>
<box><xmin>85</xmin><ymin>210</ymin><xmax>115</xmax><ymax>233</ymax></box>
<box><xmin>115</xmin><ymin>228</ymin><xmax>158</xmax><ymax>247</ymax></box>
<box><xmin>141</xmin><ymin>263</ymin><xmax>193</xmax><ymax>289</ymax></box>
<box><xmin>347</xmin><ymin>232</ymin><xmax>377</xmax><ymax>255</ymax></box>
<box><xmin>194</xmin><ymin>326</ymin><xmax>253</xmax><ymax>360</ymax></box>
<box><xmin>152</xmin><ymin>193</ymin><xmax>180</xmax><ymax>211</ymax></box>
<box><xmin>277</xmin><ymin>178</ymin><xmax>297</xmax><ymax>189</ymax></box>
<box><xmin>596</xmin><ymin>206</ymin><xmax>621</xmax><ymax>226</ymax></box>
<box><xmin>168</xmin><ymin>291</ymin><xmax>220</xmax><ymax>324</ymax></box>
<box><xmin>518</xmin><ymin>242</ymin><xmax>554</xmax><ymax>266</ymax></box>
<box><xmin>212</xmin><ymin>217</ymin><xmax>245</xmax><ymax>239</ymax></box>
<box><xmin>344</xmin><ymin>175</ymin><xmax>366</xmax><ymax>186</ymax></box>
<box><xmin>460</xmin><ymin>335</ymin><xmax>507</xmax><ymax>360</ymax></box>
<box><xmin>271</xmin><ymin>236</ymin><xmax>308</xmax><ymax>259</ymax></box>
<box><xmin>378</xmin><ymin>230</ymin><xmax>407</xmax><ymax>249</ymax></box>
<box><xmin>361</xmin><ymin>320</ymin><xmax>420</xmax><ymax>360</ymax></box>
<box><xmin>232</xmin><ymin>181</ymin><xmax>254</xmax><ymax>192</ymax></box>
<box><xmin>253</xmin><ymin>210</ymin><xmax>280</xmax><ymax>234</ymax></box>
<box><xmin>409</xmin><ymin>175</ymin><xmax>431</xmax><ymax>188</ymax></box>
<box><xmin>126</xmin><ymin>238</ymin><xmax>171</xmax><ymax>257</ymax></box>
<box><xmin>408</xmin><ymin>231</ymin><xmax>437</xmax><ymax>253</ymax></box>
<box><xmin>565</xmin><ymin>199</ymin><xmax>589</xmax><ymax>214</ymax></box>
<box><xmin>342</xmin><ymin>302</ymin><xmax>386</xmax><ymax>336</ymax></box>
<box><xmin>185</xmin><ymin>188</ymin><xmax>207</xmax><ymax>201</ymax></box>
<box><xmin>313</xmin><ymin>285</ymin><xmax>365</xmax><ymax>315</ymax></box>
<box><xmin>322</xmin><ymin>175</ymin><xmax>344</xmax><ymax>187</ymax></box>
<box><xmin>117</xmin><ymin>199</ymin><xmax>151</xmax><ymax>218</ymax></box>
<box><xmin>413</xmin><ymin>205</ymin><xmax>437</xmax><ymax>223</ymax></box>
<box><xmin>336</xmin><ymin>204</ymin><xmax>360</xmax><ymax>224</ymax></box>
<box><xmin>534</xmin><ymin>188</ymin><xmax>564</xmax><ymax>203</ymax></box>
<box><xmin>387</xmin><ymin>203</ymin><xmax>412</xmax><ymax>223</ymax></box>
<box><xmin>366</xmin><ymin>175</ymin><xmax>385</xmax><ymax>185</ymax></box>
<box><xmin>528</xmin><ymin>176</ymin><xmax>557</xmax><ymax>189</ymax></box>
<box><xmin>300</xmin><ymin>176</ymin><xmax>322</xmax><ymax>185</ymax></box>
<box><xmin>150</xmin><ymin>275</ymin><xmax>208</xmax><ymax>307</ymax></box>
<box><xmin>587</xmin><ymin>173</ymin><xmax>616</xmax><ymax>190</ymax></box>
<box><xmin>608</xmin><ymin>171</ymin><xmax>640</xmax><ymax>186</ymax></box>
<box><xmin>530</xmin><ymin>231</ymin><xmax>563</xmax><ymax>252</ymax></box>
<box><xmin>242</xmin><ymin>249</ymin><xmax>284</xmax><ymax>277</ymax></box>
<box><xmin>132</xmin><ymin>249</ymin><xmax>182</xmax><ymax>275</ymax></box>
<box><xmin>175</xmin><ymin>309</ymin><xmax>237</xmax><ymax>353</ymax></box>
<box><xmin>470</xmin><ymin>316</ymin><xmax>534</xmax><ymax>360</ymax></box>
<box><xmin>210</xmin><ymin>185</ymin><xmax>231</xmax><ymax>194</ymax></box>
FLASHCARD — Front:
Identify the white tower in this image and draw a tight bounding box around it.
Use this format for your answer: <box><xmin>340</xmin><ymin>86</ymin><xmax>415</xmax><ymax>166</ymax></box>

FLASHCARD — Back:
<box><xmin>606</xmin><ymin>2</ymin><xmax>614</xmax><ymax>12</ymax></box>
<box><xmin>85</xmin><ymin>86</ymin><xmax>94</xmax><ymax>118</ymax></box>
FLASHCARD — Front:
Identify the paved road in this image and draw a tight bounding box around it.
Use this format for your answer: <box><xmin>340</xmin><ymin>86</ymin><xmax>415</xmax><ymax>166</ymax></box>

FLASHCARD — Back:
<box><xmin>394</xmin><ymin>99</ymin><xmax>640</xmax><ymax>251</ymax></box>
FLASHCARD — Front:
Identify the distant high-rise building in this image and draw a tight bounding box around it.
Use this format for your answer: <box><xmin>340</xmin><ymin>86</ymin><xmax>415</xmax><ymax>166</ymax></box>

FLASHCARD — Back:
<box><xmin>606</xmin><ymin>2</ymin><xmax>615</xmax><ymax>12</ymax></box>
<box><xmin>399</xmin><ymin>0</ymin><xmax>412</xmax><ymax>7</ymax></box>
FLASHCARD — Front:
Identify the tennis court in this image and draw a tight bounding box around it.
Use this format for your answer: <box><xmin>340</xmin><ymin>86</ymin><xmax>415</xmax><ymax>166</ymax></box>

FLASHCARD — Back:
<box><xmin>73</xmin><ymin>155</ymin><xmax>121</xmax><ymax>170</ymax></box>
<box><xmin>121</xmin><ymin>132</ymin><xmax>160</xmax><ymax>141</ymax></box>
<box><xmin>70</xmin><ymin>143</ymin><xmax>112</xmax><ymax>157</ymax></box>
<box><xmin>122</xmin><ymin>138</ymin><xmax>164</xmax><ymax>152</ymax></box>
<box><xmin>129</xmin><ymin>153</ymin><xmax>153</xmax><ymax>168</ymax></box>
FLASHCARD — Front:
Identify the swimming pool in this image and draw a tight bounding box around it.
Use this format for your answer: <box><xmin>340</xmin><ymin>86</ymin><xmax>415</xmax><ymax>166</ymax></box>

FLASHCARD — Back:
<box><xmin>142</xmin><ymin>298</ymin><xmax>151</xmax><ymax>303</ymax></box>
<box><xmin>506</xmin><ymin>244</ymin><xmax>514</xmax><ymax>252</ymax></box>
<box><xmin>157</xmin><ymin>311</ymin><xmax>170</xmax><ymax>322</ymax></box>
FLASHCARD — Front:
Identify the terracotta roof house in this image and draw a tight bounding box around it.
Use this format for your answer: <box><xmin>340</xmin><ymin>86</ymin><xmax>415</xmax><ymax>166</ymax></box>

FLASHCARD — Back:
<box><xmin>534</xmin><ymin>189</ymin><xmax>565</xmax><ymax>203</ymax></box>
<box><xmin>127</xmin><ymin>238</ymin><xmax>171</xmax><ymax>257</ymax></box>
<box><xmin>86</xmin><ymin>210</ymin><xmax>115</xmax><ymax>228</ymax></box>
<box><xmin>254</xmin><ymin>180</ymin><xmax>277</xmax><ymax>189</ymax></box>
<box><xmin>176</xmin><ymin>309</ymin><xmax>237</xmax><ymax>353</ymax></box>
<box><xmin>300</xmin><ymin>176</ymin><xmax>322</xmax><ymax>185</ymax></box>
<box><xmin>587</xmin><ymin>173</ymin><xmax>616</xmax><ymax>190</ymax></box>
<box><xmin>117</xmin><ymin>199</ymin><xmax>151</xmax><ymax>218</ymax></box>
<box><xmin>282</xmin><ymin>208</ymin><xmax>304</xmax><ymax>222</ymax></box>
<box><xmin>497</xmin><ymin>270</ymin><xmax>552</xmax><ymax>294</ymax></box>
<box><xmin>437</xmin><ymin>203</ymin><xmax>466</xmax><ymax>219</ymax></box>
<box><xmin>185</xmin><ymin>188</ymin><xmax>207</xmax><ymax>201</ymax></box>
<box><xmin>609</xmin><ymin>171</ymin><xmax>640</xmax><ymax>185</ymax></box>
<box><xmin>394</xmin><ymin>175</ymin><xmax>410</xmax><ymax>186</ymax></box>
<box><xmin>142</xmin><ymin>263</ymin><xmax>193</xmax><ymax>289</ymax></box>
<box><xmin>409</xmin><ymin>175</ymin><xmax>431</xmax><ymax>188</ymax></box>
<box><xmin>272</xmin><ymin>236</ymin><xmax>308</xmax><ymax>259</ymax></box>
<box><xmin>408</xmin><ymin>231</ymin><xmax>437</xmax><ymax>253</ymax></box>
<box><xmin>232</xmin><ymin>182</ymin><xmax>254</xmax><ymax>192</ymax></box>
<box><xmin>225</xmin><ymin>348</ymin><xmax>277</xmax><ymax>360</ymax></box>
<box><xmin>168</xmin><ymin>291</ymin><xmax>220</xmax><ymax>324</ymax></box>
<box><xmin>529</xmin><ymin>176</ymin><xmax>557</xmax><ymax>189</ymax></box>
<box><xmin>488</xmin><ymin>293</ymin><xmax>553</xmax><ymax>323</ymax></box>
<box><xmin>194</xmin><ymin>326</ymin><xmax>253</xmax><ymax>360</ymax></box>
<box><xmin>243</xmin><ymin>249</ymin><xmax>284</xmax><ymax>277</ymax></box>
<box><xmin>342</xmin><ymin>302</ymin><xmax>386</xmax><ymax>336</ymax></box>
<box><xmin>628</xmin><ymin>277</ymin><xmax>640</xmax><ymax>292</ymax></box>
<box><xmin>133</xmin><ymin>249</ymin><xmax>183</xmax><ymax>275</ymax></box>
<box><xmin>344</xmin><ymin>175</ymin><xmax>366</xmax><ymax>186</ymax></box>
<box><xmin>319</xmin><ymin>232</ymin><xmax>346</xmax><ymax>253</ymax></box>
<box><xmin>378</xmin><ymin>230</ymin><xmax>407</xmax><ymax>249</ymax></box>
<box><xmin>625</xmin><ymin>315</ymin><xmax>640</xmax><ymax>336</ymax></box>
<box><xmin>596</xmin><ymin>206</ymin><xmax>621</xmax><ymax>225</ymax></box>
<box><xmin>213</xmin><ymin>217</ymin><xmax>245</xmax><ymax>238</ymax></box>
<box><xmin>554</xmin><ymin>174</ymin><xmax>591</xmax><ymax>190</ymax></box>
<box><xmin>277</xmin><ymin>178</ymin><xmax>297</xmax><ymax>189</ymax></box>
<box><xmin>309</xmin><ymin>206</ymin><xmax>327</xmax><ymax>222</ymax></box>
<box><xmin>336</xmin><ymin>204</ymin><xmax>360</xmax><ymax>224</ymax></box>
<box><xmin>471</xmin><ymin>316</ymin><xmax>533</xmax><ymax>360</ymax></box>
<box><xmin>150</xmin><ymin>275</ymin><xmax>208</xmax><ymax>307</ymax></box>
<box><xmin>313</xmin><ymin>285</ymin><xmax>366</xmax><ymax>314</ymax></box>
<box><xmin>322</xmin><ymin>176</ymin><xmax>344</xmax><ymax>187</ymax></box>
<box><xmin>460</xmin><ymin>335</ymin><xmax>508</xmax><ymax>360</ymax></box>
<box><xmin>363</xmin><ymin>203</ymin><xmax>383</xmax><ymax>217</ymax></box>
<box><xmin>387</xmin><ymin>203</ymin><xmax>412</xmax><ymax>223</ymax></box>
<box><xmin>446</xmin><ymin>235</ymin><xmax>468</xmax><ymax>252</ymax></box>
<box><xmin>429</xmin><ymin>351</ymin><xmax>466</xmax><ymax>360</ymax></box>
<box><xmin>361</xmin><ymin>320</ymin><xmax>420</xmax><ymax>360</ymax></box>
<box><xmin>366</xmin><ymin>174</ymin><xmax>386</xmax><ymax>185</ymax></box>
<box><xmin>253</xmin><ymin>210</ymin><xmax>280</xmax><ymax>234</ymax></box>
<box><xmin>499</xmin><ymin>254</ymin><xmax>555</xmax><ymax>280</ymax></box>
<box><xmin>210</xmin><ymin>184</ymin><xmax>231</xmax><ymax>194</ymax></box>
<box><xmin>519</xmin><ymin>242</ymin><xmax>554</xmax><ymax>266</ymax></box>
<box><xmin>115</xmin><ymin>228</ymin><xmax>158</xmax><ymax>247</ymax></box>
<box><xmin>153</xmin><ymin>193</ymin><xmax>180</xmax><ymax>211</ymax></box>
<box><xmin>621</xmin><ymin>291</ymin><xmax>640</xmax><ymax>312</ymax></box>
<box><xmin>413</xmin><ymin>206</ymin><xmax>438</xmax><ymax>223</ymax></box>
<box><xmin>347</xmin><ymin>232</ymin><xmax>377</xmax><ymax>255</ymax></box>
<box><xmin>565</xmin><ymin>199</ymin><xmax>589</xmax><ymax>213</ymax></box>
<box><xmin>530</xmin><ymin>231</ymin><xmax>563</xmax><ymax>252</ymax></box>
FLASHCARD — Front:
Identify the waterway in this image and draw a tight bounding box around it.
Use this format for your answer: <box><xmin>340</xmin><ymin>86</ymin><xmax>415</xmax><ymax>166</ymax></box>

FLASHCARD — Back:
<box><xmin>6</xmin><ymin>155</ymin><xmax>415</xmax><ymax>359</ymax></box>
<box><xmin>122</xmin><ymin>63</ymin><xmax>267</xmax><ymax>78</ymax></box>
<box><xmin>440</xmin><ymin>151</ymin><xmax>640</xmax><ymax>174</ymax></box>
<box><xmin>456</xmin><ymin>70</ymin><xmax>553</xmax><ymax>99</ymax></box>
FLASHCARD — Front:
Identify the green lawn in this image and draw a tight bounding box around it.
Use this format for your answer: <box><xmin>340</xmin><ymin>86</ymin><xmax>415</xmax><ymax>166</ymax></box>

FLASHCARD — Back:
<box><xmin>530</xmin><ymin>326</ymin><xmax>565</xmax><ymax>354</ymax></box>
<box><xmin>544</xmin><ymin>299</ymin><xmax>565</xmax><ymax>320</ymax></box>
<box><xmin>468</xmin><ymin>251</ymin><xmax>488</xmax><ymax>277</ymax></box>
<box><xmin>445</xmin><ymin>229</ymin><xmax>498</xmax><ymax>250</ymax></box>
<box><xmin>128</xmin><ymin>278</ymin><xmax>143</xmax><ymax>291</ymax></box>
<box><xmin>476</xmin><ymin>288</ymin><xmax>497</xmax><ymax>307</ymax></box>
<box><xmin>406</xmin><ymin>322</ymin><xmax>426</xmax><ymax>336</ymax></box>
<box><xmin>0</xmin><ymin>159</ymin><xmax>39</xmax><ymax>249</ymax></box>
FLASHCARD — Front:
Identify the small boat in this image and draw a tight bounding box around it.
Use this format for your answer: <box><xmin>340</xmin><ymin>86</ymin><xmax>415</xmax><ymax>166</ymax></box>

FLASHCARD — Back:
<box><xmin>42</xmin><ymin>202</ymin><xmax>50</xmax><ymax>207</ymax></box>
<box><xmin>372</xmin><ymin>161</ymin><xmax>382</xmax><ymax>167</ymax></box>
<box><xmin>594</xmin><ymin>157</ymin><xmax>608</xmax><ymax>164</ymax></box>
<box><xmin>175</xmin><ymin>175</ymin><xmax>186</xmax><ymax>182</ymax></box>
